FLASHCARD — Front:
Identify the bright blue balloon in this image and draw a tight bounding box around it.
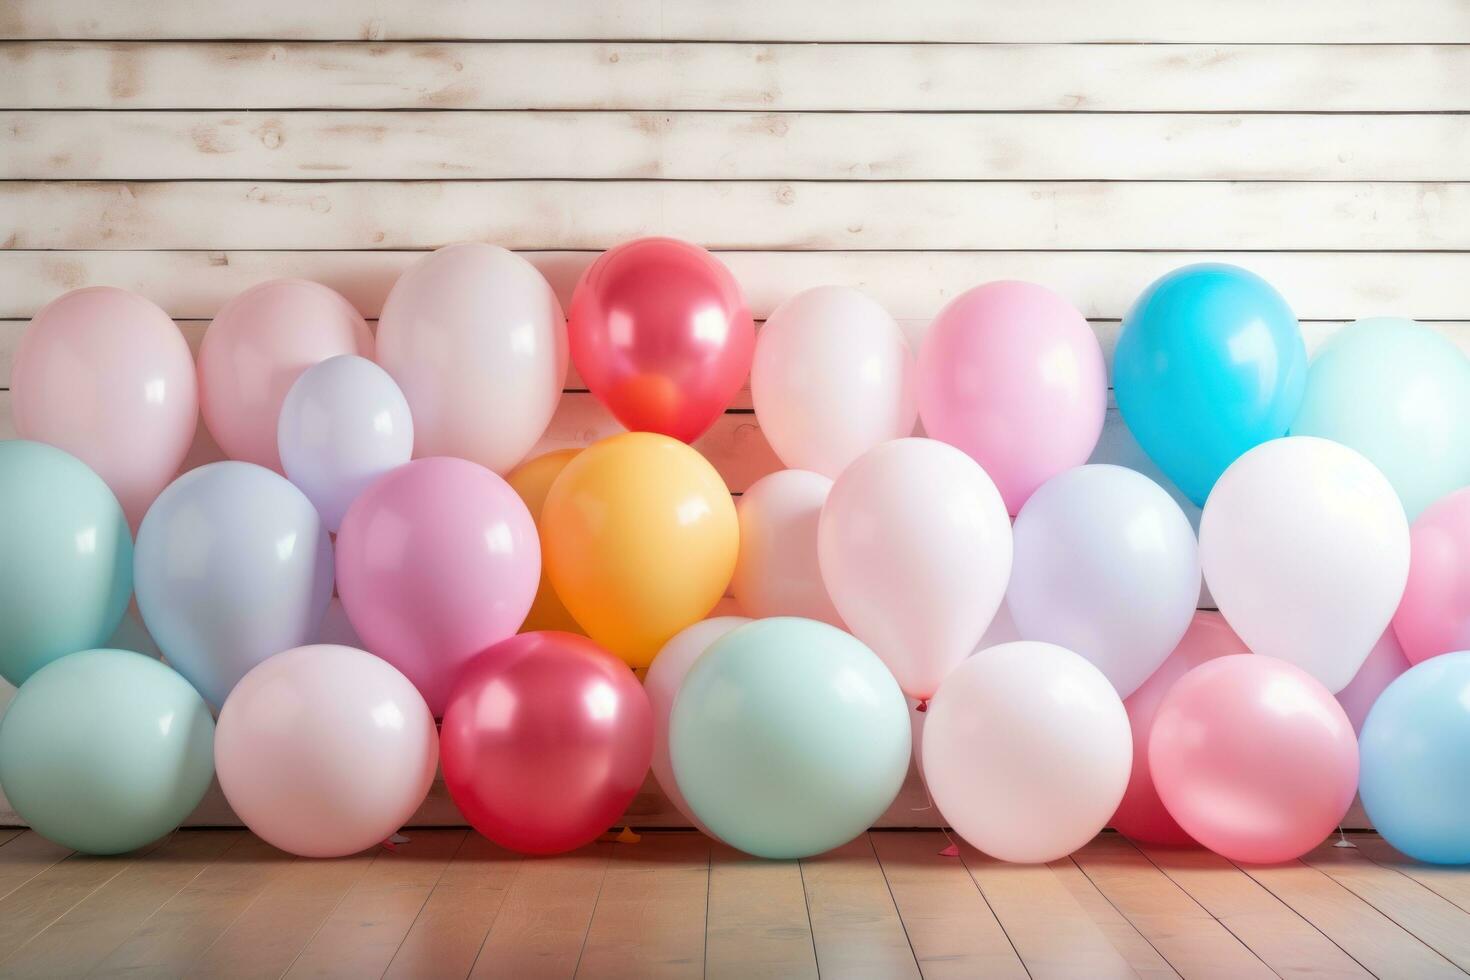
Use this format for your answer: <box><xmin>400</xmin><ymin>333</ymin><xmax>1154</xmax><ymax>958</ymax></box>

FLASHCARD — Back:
<box><xmin>134</xmin><ymin>461</ymin><xmax>334</xmax><ymax>706</ymax></box>
<box><xmin>1360</xmin><ymin>652</ymin><xmax>1470</xmax><ymax>864</ymax></box>
<box><xmin>1113</xmin><ymin>264</ymin><xmax>1306</xmax><ymax>505</ymax></box>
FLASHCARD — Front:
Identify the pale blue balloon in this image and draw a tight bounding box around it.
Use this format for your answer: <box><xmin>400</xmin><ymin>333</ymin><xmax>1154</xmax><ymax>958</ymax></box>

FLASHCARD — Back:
<box><xmin>134</xmin><ymin>461</ymin><xmax>334</xmax><ymax>706</ymax></box>
<box><xmin>670</xmin><ymin>617</ymin><xmax>911</xmax><ymax>859</ymax></box>
<box><xmin>1291</xmin><ymin>318</ymin><xmax>1470</xmax><ymax>521</ymax></box>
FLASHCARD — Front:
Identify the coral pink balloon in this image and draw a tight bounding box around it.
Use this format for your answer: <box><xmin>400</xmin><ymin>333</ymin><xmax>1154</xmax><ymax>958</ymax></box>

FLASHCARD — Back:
<box><xmin>1337</xmin><ymin>630</ymin><xmax>1411</xmax><ymax>734</ymax></box>
<box><xmin>198</xmin><ymin>279</ymin><xmax>372</xmax><ymax>472</ymax></box>
<box><xmin>1111</xmin><ymin>612</ymin><xmax>1248</xmax><ymax>846</ymax></box>
<box><xmin>1393</xmin><ymin>488</ymin><xmax>1470</xmax><ymax>665</ymax></box>
<box><xmin>1150</xmin><ymin>655</ymin><xmax>1359</xmax><ymax>863</ymax></box>
<box><xmin>916</xmin><ymin>281</ymin><xmax>1107</xmax><ymax>514</ymax></box>
<box><xmin>335</xmin><ymin>457</ymin><xmax>539</xmax><ymax>715</ymax></box>
<box><xmin>731</xmin><ymin>470</ymin><xmax>843</xmax><ymax>626</ymax></box>
<box><xmin>13</xmin><ymin>287</ymin><xmax>196</xmax><ymax>528</ymax></box>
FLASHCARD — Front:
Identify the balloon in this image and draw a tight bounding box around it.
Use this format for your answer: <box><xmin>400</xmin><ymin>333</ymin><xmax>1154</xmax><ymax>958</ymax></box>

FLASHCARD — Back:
<box><xmin>198</xmin><ymin>279</ymin><xmax>373</xmax><ymax>472</ymax></box>
<box><xmin>818</xmin><ymin>438</ymin><xmax>1012</xmax><ymax>701</ymax></box>
<box><xmin>336</xmin><ymin>457</ymin><xmax>538</xmax><ymax>715</ymax></box>
<box><xmin>377</xmin><ymin>243</ymin><xmax>566</xmax><ymax>473</ymax></box>
<box><xmin>643</xmin><ymin>616</ymin><xmax>750</xmax><ymax>838</ymax></box>
<box><xmin>541</xmin><ymin>433</ymin><xmax>738</xmax><ymax>669</ymax></box>
<box><xmin>134</xmin><ymin>461</ymin><xmax>334</xmax><ymax>706</ymax></box>
<box><xmin>1114</xmin><ymin>263</ymin><xmax>1306</xmax><ymax>505</ymax></box>
<box><xmin>671</xmin><ymin>618</ymin><xmax>910</xmax><ymax>859</ymax></box>
<box><xmin>1337</xmin><ymin>630</ymin><xmax>1411</xmax><ymax>735</ymax></box>
<box><xmin>1292</xmin><ymin>318</ymin><xmax>1470</xmax><ymax>521</ymax></box>
<box><xmin>1393</xmin><ymin>488</ymin><xmax>1470</xmax><ymax>665</ymax></box>
<box><xmin>917</xmin><ymin>281</ymin><xmax>1107</xmax><ymax>514</ymax></box>
<box><xmin>441</xmin><ymin>632</ymin><xmax>652</xmax><ymax>855</ymax></box>
<box><xmin>568</xmin><ymin>237</ymin><xmax>753</xmax><ymax>443</ymax></box>
<box><xmin>1111</xmin><ymin>612</ymin><xmax>1248</xmax><ymax>846</ymax></box>
<box><xmin>277</xmin><ymin>354</ymin><xmax>413</xmax><ymax>532</ymax></box>
<box><xmin>1008</xmin><ymin>464</ymin><xmax>1200</xmax><ymax>697</ymax></box>
<box><xmin>12</xmin><ymin>287</ymin><xmax>197</xmax><ymax>528</ymax></box>
<box><xmin>214</xmin><ymin>645</ymin><xmax>438</xmax><ymax>858</ymax></box>
<box><xmin>1359</xmin><ymin>652</ymin><xmax>1470</xmax><ymax>864</ymax></box>
<box><xmin>1150</xmin><ymin>655</ymin><xmax>1358</xmax><ymax>863</ymax></box>
<box><xmin>505</xmin><ymin>449</ymin><xmax>584</xmax><ymax>634</ymax></box>
<box><xmin>0</xmin><ymin>650</ymin><xmax>214</xmax><ymax>854</ymax></box>
<box><xmin>1200</xmin><ymin>437</ymin><xmax>1410</xmax><ymax>692</ymax></box>
<box><xmin>0</xmin><ymin>441</ymin><xmax>132</xmax><ymax>687</ymax></box>
<box><xmin>752</xmin><ymin>286</ymin><xmax>916</xmax><ymax>477</ymax></box>
<box><xmin>731</xmin><ymin>470</ymin><xmax>843</xmax><ymax>626</ymax></box>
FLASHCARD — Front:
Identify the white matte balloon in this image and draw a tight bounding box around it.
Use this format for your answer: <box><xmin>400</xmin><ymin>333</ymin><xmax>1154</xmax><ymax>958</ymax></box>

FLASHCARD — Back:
<box><xmin>731</xmin><ymin>470</ymin><xmax>843</xmax><ymax>626</ymax></box>
<box><xmin>1200</xmin><ymin>436</ymin><xmax>1410</xmax><ymax>693</ymax></box>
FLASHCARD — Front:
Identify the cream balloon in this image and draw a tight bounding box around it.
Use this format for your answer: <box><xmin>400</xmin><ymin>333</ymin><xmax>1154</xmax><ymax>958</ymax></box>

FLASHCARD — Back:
<box><xmin>731</xmin><ymin>470</ymin><xmax>843</xmax><ymax>626</ymax></box>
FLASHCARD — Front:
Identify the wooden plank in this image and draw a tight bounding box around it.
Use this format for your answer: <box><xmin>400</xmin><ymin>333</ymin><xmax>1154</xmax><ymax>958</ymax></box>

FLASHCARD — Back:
<box><xmin>1048</xmin><ymin>857</ymin><xmax>1180</xmax><ymax>979</ymax></box>
<box><xmin>798</xmin><ymin>835</ymin><xmax>919</xmax><ymax>979</ymax></box>
<box><xmin>5</xmin><ymin>42</ymin><xmax>1467</xmax><ymax>112</ymax></box>
<box><xmin>1353</xmin><ymin>834</ymin><xmax>1470</xmax><ymax>916</ymax></box>
<box><xmin>575</xmin><ymin>832</ymin><xmax>710</xmax><ymax>979</ymax></box>
<box><xmin>469</xmin><ymin>842</ymin><xmax>611</xmax><ymax>979</ymax></box>
<box><xmin>704</xmin><ymin>842</ymin><xmax>818</xmax><ymax>980</ymax></box>
<box><xmin>0</xmin><ymin>832</ymin><xmax>73</xmax><ymax>903</ymax></box>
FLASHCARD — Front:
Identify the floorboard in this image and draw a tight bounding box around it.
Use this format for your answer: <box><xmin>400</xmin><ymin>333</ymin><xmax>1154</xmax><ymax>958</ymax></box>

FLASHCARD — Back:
<box><xmin>468</xmin><ymin>842</ymin><xmax>611</xmax><ymax>979</ymax></box>
<box><xmin>1047</xmin><ymin>856</ymin><xmax>1181</xmax><ymax>979</ymax></box>
<box><xmin>704</xmin><ymin>842</ymin><xmax>818</xmax><ymax>980</ymax></box>
<box><xmin>1352</xmin><ymin>834</ymin><xmax>1470</xmax><ymax>916</ymax></box>
<box><xmin>799</xmin><ymin>835</ymin><xmax>921</xmax><ymax>979</ymax></box>
<box><xmin>576</xmin><ymin>832</ymin><xmax>710</xmax><ymax>979</ymax></box>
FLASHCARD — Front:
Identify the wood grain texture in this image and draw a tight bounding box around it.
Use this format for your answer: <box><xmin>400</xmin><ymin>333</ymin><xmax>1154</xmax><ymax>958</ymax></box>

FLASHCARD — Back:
<box><xmin>798</xmin><ymin>836</ymin><xmax>919</xmax><ymax>979</ymax></box>
<box><xmin>468</xmin><ymin>842</ymin><xmax>611</xmax><ymax>979</ymax></box>
<box><xmin>576</xmin><ymin>832</ymin><xmax>711</xmax><ymax>979</ymax></box>
<box><xmin>704</xmin><ymin>843</ymin><xmax>817</xmax><ymax>980</ymax></box>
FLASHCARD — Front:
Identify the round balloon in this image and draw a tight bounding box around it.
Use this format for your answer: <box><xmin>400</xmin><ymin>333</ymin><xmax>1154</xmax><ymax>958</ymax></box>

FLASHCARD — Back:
<box><xmin>541</xmin><ymin>432</ymin><xmax>738</xmax><ymax>669</ymax></box>
<box><xmin>1151</xmin><ymin>655</ymin><xmax>1358</xmax><ymax>863</ymax></box>
<box><xmin>215</xmin><ymin>644</ymin><xmax>438</xmax><ymax>858</ymax></box>
<box><xmin>13</xmin><ymin>287</ymin><xmax>197</xmax><ymax>528</ymax></box>
<box><xmin>1336</xmin><ymin>630</ymin><xmax>1411</xmax><ymax>735</ymax></box>
<box><xmin>1200</xmin><ymin>436</ymin><xmax>1409</xmax><ymax>692</ymax></box>
<box><xmin>441</xmin><ymin>632</ymin><xmax>652</xmax><ymax>855</ymax></box>
<box><xmin>506</xmin><ymin>449</ymin><xmax>584</xmax><ymax>634</ymax></box>
<box><xmin>1114</xmin><ymin>263</ymin><xmax>1306</xmax><ymax>505</ymax></box>
<box><xmin>134</xmin><ymin>461</ymin><xmax>334</xmax><ymax>706</ymax></box>
<box><xmin>1393</xmin><ymin>488</ymin><xmax>1470</xmax><ymax>665</ymax></box>
<box><xmin>0</xmin><ymin>441</ymin><xmax>132</xmax><ymax>687</ymax></box>
<box><xmin>0</xmin><ymin>650</ymin><xmax>214</xmax><ymax>854</ymax></box>
<box><xmin>671</xmin><ymin>618</ymin><xmax>910</xmax><ymax>859</ymax></box>
<box><xmin>731</xmin><ymin>469</ymin><xmax>843</xmax><ymax>626</ymax></box>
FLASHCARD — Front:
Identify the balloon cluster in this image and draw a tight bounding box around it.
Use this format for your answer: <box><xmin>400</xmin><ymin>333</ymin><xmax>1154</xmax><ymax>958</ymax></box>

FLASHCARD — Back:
<box><xmin>2</xmin><ymin>238</ymin><xmax>1470</xmax><ymax>867</ymax></box>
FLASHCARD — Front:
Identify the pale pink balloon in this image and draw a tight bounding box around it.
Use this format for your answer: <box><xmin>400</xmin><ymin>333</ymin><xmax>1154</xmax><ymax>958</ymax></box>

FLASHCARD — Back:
<box><xmin>916</xmin><ymin>281</ymin><xmax>1107</xmax><ymax>514</ymax></box>
<box><xmin>731</xmin><ymin>470</ymin><xmax>843</xmax><ymax>626</ymax></box>
<box><xmin>1393</xmin><ymin>488</ymin><xmax>1470</xmax><ymax>665</ymax></box>
<box><xmin>1337</xmin><ymin>629</ymin><xmax>1411</xmax><ymax>735</ymax></box>
<box><xmin>1151</xmin><ymin>655</ymin><xmax>1359</xmax><ymax>863</ymax></box>
<box><xmin>198</xmin><ymin>280</ymin><xmax>373</xmax><ymax>472</ymax></box>
<box><xmin>13</xmin><ymin>287</ymin><xmax>196</xmax><ymax>528</ymax></box>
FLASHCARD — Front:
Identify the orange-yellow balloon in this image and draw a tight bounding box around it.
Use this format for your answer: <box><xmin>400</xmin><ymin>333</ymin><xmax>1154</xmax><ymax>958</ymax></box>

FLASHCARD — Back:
<box><xmin>506</xmin><ymin>448</ymin><xmax>585</xmax><ymax>635</ymax></box>
<box><xmin>542</xmin><ymin>432</ymin><xmax>738</xmax><ymax>668</ymax></box>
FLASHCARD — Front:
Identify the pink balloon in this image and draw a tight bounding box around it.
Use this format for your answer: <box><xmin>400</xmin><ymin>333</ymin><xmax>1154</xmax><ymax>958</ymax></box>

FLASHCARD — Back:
<box><xmin>13</xmin><ymin>287</ymin><xmax>196</xmax><ymax>528</ymax></box>
<box><xmin>1111</xmin><ymin>612</ymin><xmax>1249</xmax><ymax>846</ymax></box>
<box><xmin>916</xmin><ymin>281</ymin><xmax>1107</xmax><ymax>514</ymax></box>
<box><xmin>1337</xmin><ymin>629</ymin><xmax>1411</xmax><ymax>735</ymax></box>
<box><xmin>731</xmin><ymin>470</ymin><xmax>843</xmax><ymax>626</ymax></box>
<box><xmin>1151</xmin><ymin>655</ymin><xmax>1359</xmax><ymax>863</ymax></box>
<box><xmin>335</xmin><ymin>457</ymin><xmax>540</xmax><ymax>715</ymax></box>
<box><xmin>1393</xmin><ymin>488</ymin><xmax>1470</xmax><ymax>665</ymax></box>
<box><xmin>198</xmin><ymin>279</ymin><xmax>372</xmax><ymax>472</ymax></box>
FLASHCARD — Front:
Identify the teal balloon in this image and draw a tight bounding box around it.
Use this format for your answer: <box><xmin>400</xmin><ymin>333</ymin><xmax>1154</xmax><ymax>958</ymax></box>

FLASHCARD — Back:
<box><xmin>1113</xmin><ymin>264</ymin><xmax>1306</xmax><ymax>505</ymax></box>
<box><xmin>0</xmin><ymin>649</ymin><xmax>215</xmax><ymax>854</ymax></box>
<box><xmin>1291</xmin><ymin>318</ymin><xmax>1470</xmax><ymax>521</ymax></box>
<box><xmin>0</xmin><ymin>441</ymin><xmax>133</xmax><ymax>686</ymax></box>
<box><xmin>670</xmin><ymin>617</ymin><xmax>910</xmax><ymax>859</ymax></box>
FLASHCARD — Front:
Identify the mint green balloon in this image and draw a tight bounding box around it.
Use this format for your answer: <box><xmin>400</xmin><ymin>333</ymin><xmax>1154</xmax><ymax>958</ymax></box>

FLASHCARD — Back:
<box><xmin>0</xmin><ymin>649</ymin><xmax>215</xmax><ymax>854</ymax></box>
<box><xmin>670</xmin><ymin>617</ymin><xmax>910</xmax><ymax>859</ymax></box>
<box><xmin>0</xmin><ymin>441</ymin><xmax>133</xmax><ymax>686</ymax></box>
<box><xmin>1292</xmin><ymin>318</ymin><xmax>1470</xmax><ymax>520</ymax></box>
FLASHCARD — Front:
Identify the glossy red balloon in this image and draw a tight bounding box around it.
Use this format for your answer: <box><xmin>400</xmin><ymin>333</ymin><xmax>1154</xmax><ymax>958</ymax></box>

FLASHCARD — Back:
<box><xmin>568</xmin><ymin>237</ymin><xmax>754</xmax><ymax>443</ymax></box>
<box><xmin>440</xmin><ymin>632</ymin><xmax>653</xmax><ymax>855</ymax></box>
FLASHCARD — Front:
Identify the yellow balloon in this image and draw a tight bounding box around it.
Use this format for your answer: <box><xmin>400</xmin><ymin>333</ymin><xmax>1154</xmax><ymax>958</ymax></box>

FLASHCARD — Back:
<box><xmin>542</xmin><ymin>432</ymin><xmax>738</xmax><ymax>668</ymax></box>
<box><xmin>506</xmin><ymin>448</ymin><xmax>585</xmax><ymax>635</ymax></box>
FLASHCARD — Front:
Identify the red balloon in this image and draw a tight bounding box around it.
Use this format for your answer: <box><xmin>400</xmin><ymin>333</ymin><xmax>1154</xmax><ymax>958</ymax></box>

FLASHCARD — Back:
<box><xmin>440</xmin><ymin>631</ymin><xmax>653</xmax><ymax>855</ymax></box>
<box><xmin>569</xmin><ymin>237</ymin><xmax>754</xmax><ymax>443</ymax></box>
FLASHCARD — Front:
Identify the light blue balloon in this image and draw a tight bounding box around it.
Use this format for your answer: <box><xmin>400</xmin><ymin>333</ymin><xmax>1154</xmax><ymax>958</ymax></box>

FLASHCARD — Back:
<box><xmin>0</xmin><ymin>649</ymin><xmax>215</xmax><ymax>854</ymax></box>
<box><xmin>670</xmin><ymin>617</ymin><xmax>911</xmax><ymax>859</ymax></box>
<box><xmin>1360</xmin><ymin>652</ymin><xmax>1470</xmax><ymax>864</ymax></box>
<box><xmin>135</xmin><ymin>461</ymin><xmax>334</xmax><ymax>706</ymax></box>
<box><xmin>0</xmin><ymin>441</ymin><xmax>132</xmax><ymax>686</ymax></box>
<box><xmin>1113</xmin><ymin>264</ymin><xmax>1307</xmax><ymax>505</ymax></box>
<box><xmin>1291</xmin><ymin>318</ymin><xmax>1470</xmax><ymax>521</ymax></box>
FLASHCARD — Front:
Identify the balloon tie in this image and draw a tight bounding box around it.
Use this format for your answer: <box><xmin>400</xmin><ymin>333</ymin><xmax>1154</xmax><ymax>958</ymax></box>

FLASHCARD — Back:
<box><xmin>1334</xmin><ymin>825</ymin><xmax>1356</xmax><ymax>849</ymax></box>
<box><xmin>910</xmin><ymin>753</ymin><xmax>960</xmax><ymax>858</ymax></box>
<box><xmin>915</xmin><ymin>700</ymin><xmax>929</xmax><ymax>713</ymax></box>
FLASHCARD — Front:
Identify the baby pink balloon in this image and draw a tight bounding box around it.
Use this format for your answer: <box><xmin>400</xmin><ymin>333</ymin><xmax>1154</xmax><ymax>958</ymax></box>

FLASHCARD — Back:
<box><xmin>1337</xmin><ymin>629</ymin><xmax>1412</xmax><ymax>734</ymax></box>
<box><xmin>1150</xmin><ymin>655</ymin><xmax>1359</xmax><ymax>863</ymax></box>
<box><xmin>1393</xmin><ymin>488</ymin><xmax>1470</xmax><ymax>665</ymax></box>
<box><xmin>335</xmin><ymin>457</ymin><xmax>540</xmax><ymax>715</ymax></box>
<box><xmin>732</xmin><ymin>470</ymin><xmax>844</xmax><ymax>626</ymax></box>
<box><xmin>916</xmin><ymin>281</ymin><xmax>1107</xmax><ymax>515</ymax></box>
<box><xmin>198</xmin><ymin>279</ymin><xmax>373</xmax><ymax>472</ymax></box>
<box><xmin>13</xmin><ymin>287</ymin><xmax>196</xmax><ymax>528</ymax></box>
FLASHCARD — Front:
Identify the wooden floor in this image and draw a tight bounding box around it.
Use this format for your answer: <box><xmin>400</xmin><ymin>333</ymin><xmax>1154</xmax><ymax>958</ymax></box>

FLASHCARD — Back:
<box><xmin>0</xmin><ymin>829</ymin><xmax>1465</xmax><ymax>979</ymax></box>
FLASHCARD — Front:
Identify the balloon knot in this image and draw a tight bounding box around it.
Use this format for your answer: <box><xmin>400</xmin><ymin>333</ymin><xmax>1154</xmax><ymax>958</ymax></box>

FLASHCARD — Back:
<box><xmin>916</xmin><ymin>700</ymin><xmax>929</xmax><ymax>713</ymax></box>
<box><xmin>938</xmin><ymin>843</ymin><xmax>960</xmax><ymax>858</ymax></box>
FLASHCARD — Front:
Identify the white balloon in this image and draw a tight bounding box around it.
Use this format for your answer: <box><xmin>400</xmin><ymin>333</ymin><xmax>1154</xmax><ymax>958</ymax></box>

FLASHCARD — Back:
<box><xmin>732</xmin><ymin>470</ymin><xmax>843</xmax><ymax>626</ymax></box>
<box><xmin>1200</xmin><ymin>436</ymin><xmax>1410</xmax><ymax>693</ymax></box>
<box><xmin>1008</xmin><ymin>465</ymin><xmax>1201</xmax><ymax>697</ymax></box>
<box><xmin>752</xmin><ymin>286</ymin><xmax>917</xmax><ymax>478</ymax></box>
